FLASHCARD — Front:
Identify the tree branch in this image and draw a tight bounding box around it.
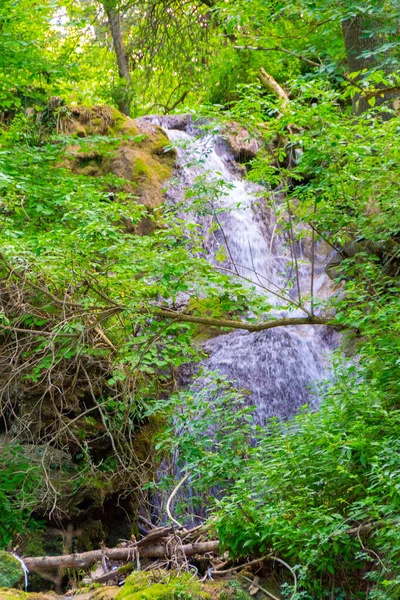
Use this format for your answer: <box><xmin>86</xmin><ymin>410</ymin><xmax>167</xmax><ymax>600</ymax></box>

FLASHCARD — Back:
<box><xmin>149</xmin><ymin>309</ymin><xmax>337</xmax><ymax>332</ymax></box>
<box><xmin>235</xmin><ymin>45</ymin><xmax>321</xmax><ymax>68</ymax></box>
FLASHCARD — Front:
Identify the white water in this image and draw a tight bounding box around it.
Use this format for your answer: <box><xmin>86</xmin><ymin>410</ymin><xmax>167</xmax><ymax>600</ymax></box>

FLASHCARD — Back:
<box><xmin>143</xmin><ymin>118</ymin><xmax>339</xmax><ymax>523</ymax></box>
<box><xmin>163</xmin><ymin>125</ymin><xmax>337</xmax><ymax>424</ymax></box>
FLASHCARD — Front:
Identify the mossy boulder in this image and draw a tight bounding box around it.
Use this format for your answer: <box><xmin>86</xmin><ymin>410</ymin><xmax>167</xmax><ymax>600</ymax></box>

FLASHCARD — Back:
<box><xmin>89</xmin><ymin>589</ymin><xmax>120</xmax><ymax>600</ymax></box>
<box><xmin>0</xmin><ymin>591</ymin><xmax>56</xmax><ymax>600</ymax></box>
<box><xmin>0</xmin><ymin>552</ymin><xmax>23</xmax><ymax>588</ymax></box>
<box><xmin>58</xmin><ymin>105</ymin><xmax>176</xmax><ymax>234</ymax></box>
<box><xmin>115</xmin><ymin>570</ymin><xmax>210</xmax><ymax>600</ymax></box>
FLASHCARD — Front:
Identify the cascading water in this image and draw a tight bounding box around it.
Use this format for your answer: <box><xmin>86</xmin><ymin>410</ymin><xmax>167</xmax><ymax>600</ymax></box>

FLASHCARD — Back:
<box><xmin>145</xmin><ymin>117</ymin><xmax>339</xmax><ymax>524</ymax></box>
<box><xmin>159</xmin><ymin>121</ymin><xmax>338</xmax><ymax>425</ymax></box>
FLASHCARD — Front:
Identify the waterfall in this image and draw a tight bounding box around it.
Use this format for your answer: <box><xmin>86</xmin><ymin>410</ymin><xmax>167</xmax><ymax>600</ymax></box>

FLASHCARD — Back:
<box><xmin>145</xmin><ymin>117</ymin><xmax>339</xmax><ymax>524</ymax></box>
<box><xmin>159</xmin><ymin>121</ymin><xmax>338</xmax><ymax>425</ymax></box>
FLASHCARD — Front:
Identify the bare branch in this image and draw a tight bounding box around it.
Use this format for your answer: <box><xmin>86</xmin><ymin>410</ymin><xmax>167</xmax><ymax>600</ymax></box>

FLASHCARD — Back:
<box><xmin>235</xmin><ymin>45</ymin><xmax>321</xmax><ymax>68</ymax></box>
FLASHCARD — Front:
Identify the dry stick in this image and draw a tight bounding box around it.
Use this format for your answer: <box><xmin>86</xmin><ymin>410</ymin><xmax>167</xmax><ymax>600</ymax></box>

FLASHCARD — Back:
<box><xmin>308</xmin><ymin>223</ymin><xmax>346</xmax><ymax>258</ymax></box>
<box><xmin>82</xmin><ymin>366</ymin><xmax>126</xmax><ymax>471</ymax></box>
<box><xmin>212</xmin><ymin>264</ymin><xmax>308</xmax><ymax>313</ymax></box>
<box><xmin>91</xmin><ymin>561</ymin><xmax>134</xmax><ymax>584</ymax></box>
<box><xmin>235</xmin><ymin>44</ymin><xmax>365</xmax><ymax>92</ymax></box>
<box><xmin>166</xmin><ymin>473</ymin><xmax>190</xmax><ymax>528</ymax></box>
<box><xmin>248</xmin><ymin>241</ymin><xmax>266</xmax><ymax>291</ymax></box>
<box><xmin>267</xmin><ymin>220</ymin><xmax>279</xmax><ymax>285</ymax></box>
<box><xmin>238</xmin><ymin>574</ymin><xmax>280</xmax><ymax>600</ymax></box>
<box><xmin>211</xmin><ymin>556</ymin><xmax>297</xmax><ymax>600</ymax></box>
<box><xmin>139</xmin><ymin>515</ymin><xmax>157</xmax><ymax>530</ymax></box>
<box><xmin>210</xmin><ymin>556</ymin><xmax>270</xmax><ymax>575</ymax></box>
<box><xmin>137</xmin><ymin>527</ymin><xmax>175</xmax><ymax>548</ymax></box>
<box><xmin>0</xmin><ymin>253</ymin><xmax>82</xmax><ymax>310</ymax></box>
<box><xmin>257</xmin><ymin>68</ymin><xmax>290</xmax><ymax>107</ymax></box>
<box><xmin>150</xmin><ymin>310</ymin><xmax>333</xmax><ymax>331</ymax></box>
<box><xmin>213</xmin><ymin>212</ymin><xmax>240</xmax><ymax>277</ymax></box>
<box><xmin>285</xmin><ymin>197</ymin><xmax>304</xmax><ymax>313</ymax></box>
<box><xmin>0</xmin><ymin>324</ymin><xmax>77</xmax><ymax>338</ymax></box>
<box><xmin>270</xmin><ymin>556</ymin><xmax>298</xmax><ymax>598</ymax></box>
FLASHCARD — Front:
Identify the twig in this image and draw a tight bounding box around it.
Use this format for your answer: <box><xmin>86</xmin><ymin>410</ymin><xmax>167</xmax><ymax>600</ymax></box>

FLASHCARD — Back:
<box><xmin>211</xmin><ymin>555</ymin><xmax>297</xmax><ymax>599</ymax></box>
<box><xmin>310</xmin><ymin>200</ymin><xmax>317</xmax><ymax>316</ymax></box>
<box><xmin>166</xmin><ymin>473</ymin><xmax>190</xmax><ymax>528</ymax></box>
<box><xmin>239</xmin><ymin>574</ymin><xmax>281</xmax><ymax>600</ymax></box>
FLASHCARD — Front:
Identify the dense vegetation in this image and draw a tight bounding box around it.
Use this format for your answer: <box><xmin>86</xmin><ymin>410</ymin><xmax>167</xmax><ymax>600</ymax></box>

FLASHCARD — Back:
<box><xmin>0</xmin><ymin>0</ymin><xmax>400</xmax><ymax>598</ymax></box>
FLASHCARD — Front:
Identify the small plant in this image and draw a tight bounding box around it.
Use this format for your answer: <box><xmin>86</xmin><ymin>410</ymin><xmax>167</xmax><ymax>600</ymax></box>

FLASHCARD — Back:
<box><xmin>0</xmin><ymin>445</ymin><xmax>40</xmax><ymax>549</ymax></box>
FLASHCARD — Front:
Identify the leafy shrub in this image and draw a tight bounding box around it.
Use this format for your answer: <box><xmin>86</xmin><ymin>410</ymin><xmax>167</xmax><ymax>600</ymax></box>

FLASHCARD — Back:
<box><xmin>0</xmin><ymin>445</ymin><xmax>40</xmax><ymax>549</ymax></box>
<box><xmin>156</xmin><ymin>362</ymin><xmax>400</xmax><ymax>598</ymax></box>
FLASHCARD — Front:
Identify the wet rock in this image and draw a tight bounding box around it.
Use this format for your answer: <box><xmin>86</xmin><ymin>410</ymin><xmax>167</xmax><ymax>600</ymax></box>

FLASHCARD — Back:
<box><xmin>138</xmin><ymin>114</ymin><xmax>194</xmax><ymax>132</ymax></box>
<box><xmin>222</xmin><ymin>122</ymin><xmax>262</xmax><ymax>161</ymax></box>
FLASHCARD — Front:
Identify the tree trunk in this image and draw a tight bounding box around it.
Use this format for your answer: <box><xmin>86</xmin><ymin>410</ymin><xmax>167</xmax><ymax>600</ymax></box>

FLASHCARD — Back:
<box><xmin>104</xmin><ymin>2</ymin><xmax>131</xmax><ymax>116</ymax></box>
<box><xmin>24</xmin><ymin>540</ymin><xmax>220</xmax><ymax>572</ymax></box>
<box><xmin>342</xmin><ymin>15</ymin><xmax>398</xmax><ymax>116</ymax></box>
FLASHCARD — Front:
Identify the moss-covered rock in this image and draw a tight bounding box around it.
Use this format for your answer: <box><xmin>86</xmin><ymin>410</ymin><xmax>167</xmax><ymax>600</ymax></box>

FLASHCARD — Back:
<box><xmin>114</xmin><ymin>572</ymin><xmax>256</xmax><ymax>600</ymax></box>
<box><xmin>90</xmin><ymin>588</ymin><xmax>120</xmax><ymax>600</ymax></box>
<box><xmin>0</xmin><ymin>590</ymin><xmax>57</xmax><ymax>600</ymax></box>
<box><xmin>58</xmin><ymin>105</ymin><xmax>176</xmax><ymax>233</ymax></box>
<box><xmin>0</xmin><ymin>552</ymin><xmax>23</xmax><ymax>588</ymax></box>
<box><xmin>115</xmin><ymin>570</ymin><xmax>210</xmax><ymax>600</ymax></box>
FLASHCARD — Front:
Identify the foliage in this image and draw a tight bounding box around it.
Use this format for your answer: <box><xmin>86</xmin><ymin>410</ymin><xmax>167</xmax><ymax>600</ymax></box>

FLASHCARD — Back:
<box><xmin>154</xmin><ymin>364</ymin><xmax>400</xmax><ymax>598</ymax></box>
<box><xmin>0</xmin><ymin>552</ymin><xmax>23</xmax><ymax>588</ymax></box>
<box><xmin>0</xmin><ymin>447</ymin><xmax>40</xmax><ymax>549</ymax></box>
<box><xmin>0</xmin><ymin>106</ymin><xmax>259</xmax><ymax>526</ymax></box>
<box><xmin>1</xmin><ymin>0</ymin><xmax>400</xmax><ymax>598</ymax></box>
<box><xmin>116</xmin><ymin>570</ymin><xmax>209</xmax><ymax>600</ymax></box>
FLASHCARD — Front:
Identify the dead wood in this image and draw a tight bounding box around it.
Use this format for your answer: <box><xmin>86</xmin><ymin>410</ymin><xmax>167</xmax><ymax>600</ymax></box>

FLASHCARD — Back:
<box><xmin>257</xmin><ymin>68</ymin><xmax>290</xmax><ymax>107</ymax></box>
<box><xmin>24</xmin><ymin>540</ymin><xmax>220</xmax><ymax>572</ymax></box>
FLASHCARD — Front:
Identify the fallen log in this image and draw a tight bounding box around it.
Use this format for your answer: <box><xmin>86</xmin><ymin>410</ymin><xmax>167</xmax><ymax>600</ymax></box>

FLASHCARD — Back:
<box><xmin>257</xmin><ymin>67</ymin><xmax>290</xmax><ymax>108</ymax></box>
<box><xmin>24</xmin><ymin>540</ymin><xmax>220</xmax><ymax>572</ymax></box>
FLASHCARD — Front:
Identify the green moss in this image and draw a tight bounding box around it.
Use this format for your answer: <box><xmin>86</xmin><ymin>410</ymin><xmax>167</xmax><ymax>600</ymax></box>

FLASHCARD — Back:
<box><xmin>116</xmin><ymin>571</ymin><xmax>210</xmax><ymax>600</ymax></box>
<box><xmin>216</xmin><ymin>581</ymin><xmax>252</xmax><ymax>600</ymax></box>
<box><xmin>134</xmin><ymin>158</ymin><xmax>152</xmax><ymax>178</ymax></box>
<box><xmin>0</xmin><ymin>590</ymin><xmax>55</xmax><ymax>599</ymax></box>
<box><xmin>118</xmin><ymin>562</ymin><xmax>136</xmax><ymax>575</ymax></box>
<box><xmin>0</xmin><ymin>552</ymin><xmax>23</xmax><ymax>588</ymax></box>
<box><xmin>0</xmin><ymin>591</ymin><xmax>26</xmax><ymax>600</ymax></box>
<box><xmin>91</xmin><ymin>588</ymin><xmax>120</xmax><ymax>600</ymax></box>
